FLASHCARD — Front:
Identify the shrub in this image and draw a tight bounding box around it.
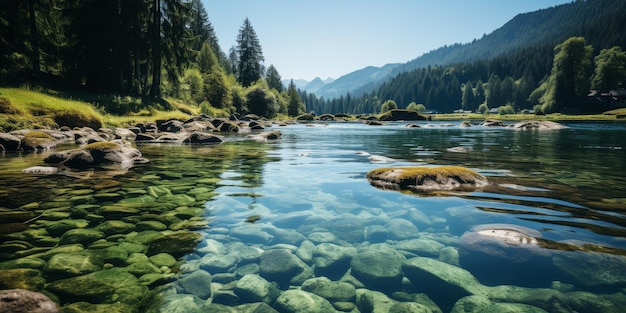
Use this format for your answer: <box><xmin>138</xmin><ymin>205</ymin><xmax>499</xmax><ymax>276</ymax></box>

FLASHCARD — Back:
<box><xmin>380</xmin><ymin>100</ymin><xmax>398</xmax><ymax>113</ymax></box>
<box><xmin>498</xmin><ymin>105</ymin><xmax>515</xmax><ymax>115</ymax></box>
<box><xmin>478</xmin><ymin>103</ymin><xmax>489</xmax><ymax>114</ymax></box>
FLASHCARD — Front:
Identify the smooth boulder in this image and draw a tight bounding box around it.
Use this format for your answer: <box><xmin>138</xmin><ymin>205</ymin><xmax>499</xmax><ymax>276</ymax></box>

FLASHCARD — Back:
<box><xmin>366</xmin><ymin>166</ymin><xmax>488</xmax><ymax>192</ymax></box>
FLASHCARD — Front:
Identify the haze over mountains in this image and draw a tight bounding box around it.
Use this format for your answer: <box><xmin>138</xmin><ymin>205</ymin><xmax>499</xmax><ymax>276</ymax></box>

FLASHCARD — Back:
<box><xmin>293</xmin><ymin>0</ymin><xmax>625</xmax><ymax>100</ymax></box>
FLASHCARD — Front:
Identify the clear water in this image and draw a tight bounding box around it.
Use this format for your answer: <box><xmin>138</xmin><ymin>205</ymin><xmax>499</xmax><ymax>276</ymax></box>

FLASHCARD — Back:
<box><xmin>2</xmin><ymin>121</ymin><xmax>626</xmax><ymax>312</ymax></box>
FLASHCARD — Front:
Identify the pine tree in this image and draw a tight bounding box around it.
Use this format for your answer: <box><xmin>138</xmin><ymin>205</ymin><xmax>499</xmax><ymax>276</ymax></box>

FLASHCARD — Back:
<box><xmin>236</xmin><ymin>18</ymin><xmax>264</xmax><ymax>87</ymax></box>
<box><xmin>287</xmin><ymin>79</ymin><xmax>302</xmax><ymax>116</ymax></box>
<box><xmin>266</xmin><ymin>65</ymin><xmax>283</xmax><ymax>92</ymax></box>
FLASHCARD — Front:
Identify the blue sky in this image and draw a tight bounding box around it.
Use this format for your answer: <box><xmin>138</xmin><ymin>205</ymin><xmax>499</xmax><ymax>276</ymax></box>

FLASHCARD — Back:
<box><xmin>202</xmin><ymin>0</ymin><xmax>572</xmax><ymax>81</ymax></box>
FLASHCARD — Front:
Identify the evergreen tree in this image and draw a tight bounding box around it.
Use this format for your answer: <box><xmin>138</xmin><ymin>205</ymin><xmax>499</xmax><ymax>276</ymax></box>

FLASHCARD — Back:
<box><xmin>236</xmin><ymin>18</ymin><xmax>264</xmax><ymax>86</ymax></box>
<box><xmin>591</xmin><ymin>46</ymin><xmax>626</xmax><ymax>91</ymax></box>
<box><xmin>198</xmin><ymin>42</ymin><xmax>218</xmax><ymax>73</ymax></box>
<box><xmin>189</xmin><ymin>0</ymin><xmax>218</xmax><ymax>52</ymax></box>
<box><xmin>474</xmin><ymin>79</ymin><xmax>486</xmax><ymax>108</ymax></box>
<box><xmin>533</xmin><ymin>37</ymin><xmax>593</xmax><ymax>112</ymax></box>
<box><xmin>287</xmin><ymin>80</ymin><xmax>303</xmax><ymax>116</ymax></box>
<box><xmin>462</xmin><ymin>81</ymin><xmax>476</xmax><ymax>111</ymax></box>
<box><xmin>266</xmin><ymin>65</ymin><xmax>283</xmax><ymax>92</ymax></box>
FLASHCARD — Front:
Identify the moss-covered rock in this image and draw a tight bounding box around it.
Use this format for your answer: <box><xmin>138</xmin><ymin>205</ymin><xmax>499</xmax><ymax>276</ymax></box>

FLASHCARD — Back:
<box><xmin>379</xmin><ymin>109</ymin><xmax>428</xmax><ymax>121</ymax></box>
<box><xmin>366</xmin><ymin>166</ymin><xmax>488</xmax><ymax>192</ymax></box>
<box><xmin>21</xmin><ymin>131</ymin><xmax>57</xmax><ymax>151</ymax></box>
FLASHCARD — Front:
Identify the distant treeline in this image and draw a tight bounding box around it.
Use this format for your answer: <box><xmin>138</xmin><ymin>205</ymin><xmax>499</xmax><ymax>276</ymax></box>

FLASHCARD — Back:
<box><xmin>302</xmin><ymin>0</ymin><xmax>626</xmax><ymax>115</ymax></box>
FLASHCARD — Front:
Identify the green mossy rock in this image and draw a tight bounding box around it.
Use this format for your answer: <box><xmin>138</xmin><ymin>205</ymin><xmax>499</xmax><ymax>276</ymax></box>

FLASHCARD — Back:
<box><xmin>94</xmin><ymin>220</ymin><xmax>135</xmax><ymax>235</ymax></box>
<box><xmin>0</xmin><ymin>268</ymin><xmax>46</xmax><ymax>290</ymax></box>
<box><xmin>148</xmin><ymin>253</ymin><xmax>177</xmax><ymax>268</ymax></box>
<box><xmin>146</xmin><ymin>231</ymin><xmax>201</xmax><ymax>257</ymax></box>
<box><xmin>367</xmin><ymin>166</ymin><xmax>488</xmax><ymax>192</ymax></box>
<box><xmin>44</xmin><ymin>252</ymin><xmax>104</xmax><ymax>280</ymax></box>
<box><xmin>59</xmin><ymin>229</ymin><xmax>105</xmax><ymax>246</ymax></box>
<box><xmin>58</xmin><ymin>301</ymin><xmax>136</xmax><ymax>313</ymax></box>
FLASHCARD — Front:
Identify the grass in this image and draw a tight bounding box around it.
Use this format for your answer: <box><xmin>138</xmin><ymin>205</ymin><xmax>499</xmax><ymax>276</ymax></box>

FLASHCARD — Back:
<box><xmin>0</xmin><ymin>87</ymin><xmax>195</xmax><ymax>130</ymax></box>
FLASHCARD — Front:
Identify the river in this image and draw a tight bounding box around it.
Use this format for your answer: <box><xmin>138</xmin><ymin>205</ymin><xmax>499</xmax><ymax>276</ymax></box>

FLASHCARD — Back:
<box><xmin>1</xmin><ymin>120</ymin><xmax>626</xmax><ymax>312</ymax></box>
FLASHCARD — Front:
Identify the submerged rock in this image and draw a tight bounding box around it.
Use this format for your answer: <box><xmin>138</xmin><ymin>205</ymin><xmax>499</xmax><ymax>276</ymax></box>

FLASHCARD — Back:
<box><xmin>553</xmin><ymin>251</ymin><xmax>626</xmax><ymax>289</ymax></box>
<box><xmin>351</xmin><ymin>244</ymin><xmax>406</xmax><ymax>289</ymax></box>
<box><xmin>274</xmin><ymin>289</ymin><xmax>336</xmax><ymax>313</ymax></box>
<box><xmin>366</xmin><ymin>166</ymin><xmax>488</xmax><ymax>192</ymax></box>
<box><xmin>246</xmin><ymin>130</ymin><xmax>282</xmax><ymax>141</ymax></box>
<box><xmin>458</xmin><ymin>224</ymin><xmax>555</xmax><ymax>287</ymax></box>
<box><xmin>0</xmin><ymin>289</ymin><xmax>59</xmax><ymax>313</ymax></box>
<box><xmin>234</xmin><ymin>274</ymin><xmax>280</xmax><ymax>304</ymax></box>
<box><xmin>450</xmin><ymin>295</ymin><xmax>548</xmax><ymax>313</ymax></box>
<box><xmin>259</xmin><ymin>249</ymin><xmax>312</xmax><ymax>289</ymax></box>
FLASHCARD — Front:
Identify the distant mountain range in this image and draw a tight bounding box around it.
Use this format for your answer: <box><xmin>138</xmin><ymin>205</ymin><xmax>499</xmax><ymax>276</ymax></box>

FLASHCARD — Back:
<box><xmin>296</xmin><ymin>0</ymin><xmax>626</xmax><ymax>100</ymax></box>
<box><xmin>282</xmin><ymin>77</ymin><xmax>335</xmax><ymax>94</ymax></box>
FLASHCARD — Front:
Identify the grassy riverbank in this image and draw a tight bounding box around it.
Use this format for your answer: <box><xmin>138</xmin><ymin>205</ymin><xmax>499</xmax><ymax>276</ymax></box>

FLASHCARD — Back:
<box><xmin>1</xmin><ymin>87</ymin><xmax>624</xmax><ymax>132</ymax></box>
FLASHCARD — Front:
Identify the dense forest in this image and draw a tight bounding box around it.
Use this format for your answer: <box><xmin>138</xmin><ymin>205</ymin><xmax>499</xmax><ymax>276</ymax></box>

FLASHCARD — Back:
<box><xmin>0</xmin><ymin>0</ymin><xmax>304</xmax><ymax>118</ymax></box>
<box><xmin>1</xmin><ymin>0</ymin><xmax>625</xmax><ymax>118</ymax></box>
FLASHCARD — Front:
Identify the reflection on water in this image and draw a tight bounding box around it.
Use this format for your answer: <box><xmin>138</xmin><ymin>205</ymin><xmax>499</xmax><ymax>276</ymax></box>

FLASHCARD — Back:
<box><xmin>2</xmin><ymin>121</ymin><xmax>626</xmax><ymax>312</ymax></box>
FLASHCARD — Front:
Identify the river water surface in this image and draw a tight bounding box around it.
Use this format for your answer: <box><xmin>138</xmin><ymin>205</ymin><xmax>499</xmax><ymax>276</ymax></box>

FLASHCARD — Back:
<box><xmin>1</xmin><ymin>120</ymin><xmax>626</xmax><ymax>312</ymax></box>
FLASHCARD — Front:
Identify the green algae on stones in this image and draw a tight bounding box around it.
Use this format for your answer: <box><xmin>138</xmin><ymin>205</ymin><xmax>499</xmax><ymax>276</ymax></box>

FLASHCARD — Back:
<box><xmin>366</xmin><ymin>166</ymin><xmax>488</xmax><ymax>193</ymax></box>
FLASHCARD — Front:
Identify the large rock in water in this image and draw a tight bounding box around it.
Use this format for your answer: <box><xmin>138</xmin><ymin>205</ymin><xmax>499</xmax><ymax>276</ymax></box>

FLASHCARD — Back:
<box><xmin>512</xmin><ymin>120</ymin><xmax>567</xmax><ymax>130</ymax></box>
<box><xmin>379</xmin><ymin>109</ymin><xmax>428</xmax><ymax>121</ymax></box>
<box><xmin>458</xmin><ymin>224</ymin><xmax>555</xmax><ymax>287</ymax></box>
<box><xmin>0</xmin><ymin>133</ymin><xmax>21</xmax><ymax>151</ymax></box>
<box><xmin>366</xmin><ymin>166</ymin><xmax>488</xmax><ymax>193</ymax></box>
<box><xmin>0</xmin><ymin>289</ymin><xmax>59</xmax><ymax>313</ymax></box>
<box><xmin>44</xmin><ymin>140</ymin><xmax>145</xmax><ymax>169</ymax></box>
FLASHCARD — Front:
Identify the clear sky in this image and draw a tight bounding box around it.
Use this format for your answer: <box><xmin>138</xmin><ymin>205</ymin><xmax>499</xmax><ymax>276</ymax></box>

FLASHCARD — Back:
<box><xmin>202</xmin><ymin>0</ymin><xmax>572</xmax><ymax>82</ymax></box>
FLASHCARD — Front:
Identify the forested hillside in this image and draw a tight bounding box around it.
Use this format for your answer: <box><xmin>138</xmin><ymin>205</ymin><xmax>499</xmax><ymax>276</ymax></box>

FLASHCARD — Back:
<box><xmin>304</xmin><ymin>0</ymin><xmax>626</xmax><ymax>114</ymax></box>
<box><xmin>0</xmin><ymin>0</ymin><xmax>305</xmax><ymax>119</ymax></box>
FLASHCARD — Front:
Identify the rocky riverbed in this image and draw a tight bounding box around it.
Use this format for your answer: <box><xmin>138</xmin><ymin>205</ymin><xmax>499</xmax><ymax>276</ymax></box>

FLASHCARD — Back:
<box><xmin>2</xmin><ymin>117</ymin><xmax>625</xmax><ymax>313</ymax></box>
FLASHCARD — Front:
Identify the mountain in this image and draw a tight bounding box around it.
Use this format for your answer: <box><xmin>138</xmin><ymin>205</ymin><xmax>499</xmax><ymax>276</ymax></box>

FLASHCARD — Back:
<box><xmin>303</xmin><ymin>77</ymin><xmax>326</xmax><ymax>94</ymax></box>
<box><xmin>313</xmin><ymin>63</ymin><xmax>401</xmax><ymax>99</ymax></box>
<box><xmin>314</xmin><ymin>0</ymin><xmax>626</xmax><ymax>100</ymax></box>
<box><xmin>283</xmin><ymin>79</ymin><xmax>309</xmax><ymax>90</ymax></box>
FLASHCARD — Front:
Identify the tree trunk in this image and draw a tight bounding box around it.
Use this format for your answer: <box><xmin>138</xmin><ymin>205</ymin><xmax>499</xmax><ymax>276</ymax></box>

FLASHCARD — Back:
<box><xmin>28</xmin><ymin>0</ymin><xmax>40</xmax><ymax>81</ymax></box>
<box><xmin>150</xmin><ymin>0</ymin><xmax>161</xmax><ymax>97</ymax></box>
